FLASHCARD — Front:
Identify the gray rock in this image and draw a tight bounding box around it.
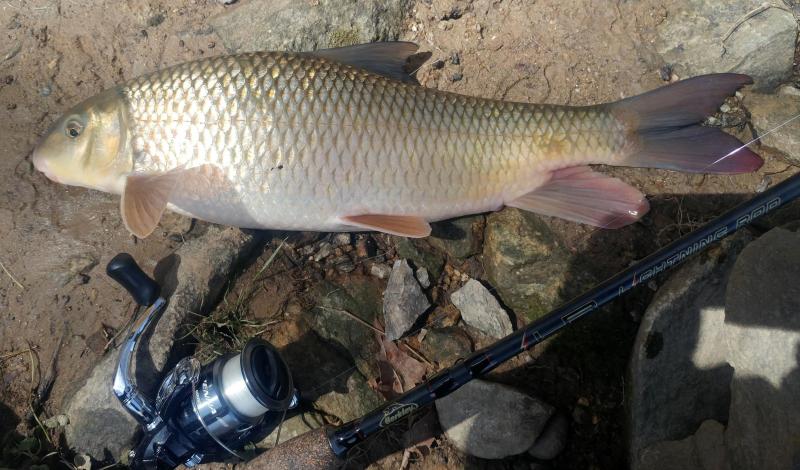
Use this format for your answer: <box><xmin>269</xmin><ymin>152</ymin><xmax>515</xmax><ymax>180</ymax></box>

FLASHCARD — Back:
<box><xmin>308</xmin><ymin>277</ymin><xmax>384</xmax><ymax>378</ymax></box>
<box><xmin>656</xmin><ymin>0</ymin><xmax>797</xmax><ymax>91</ymax></box>
<box><xmin>694</xmin><ymin>420</ymin><xmax>728</xmax><ymax>470</ymax></box>
<box><xmin>313</xmin><ymin>241</ymin><xmax>334</xmax><ymax>262</ymax></box>
<box><xmin>436</xmin><ymin>379</ymin><xmax>554</xmax><ymax>459</ymax></box>
<box><xmin>723</xmin><ymin>228</ymin><xmax>800</xmax><ymax>470</ymax></box>
<box><xmin>527</xmin><ymin>413</ymin><xmax>569</xmax><ymax>460</ymax></box>
<box><xmin>778</xmin><ymin>85</ymin><xmax>800</xmax><ymax>98</ymax></box>
<box><xmin>746</xmin><ymin>92</ymin><xmax>800</xmax><ymax>165</ymax></box>
<box><xmin>383</xmin><ymin>259</ymin><xmax>430</xmax><ymax>340</ymax></box>
<box><xmin>637</xmin><ymin>420</ymin><xmax>728</xmax><ymax>470</ymax></box>
<box><xmin>450</xmin><ymin>279</ymin><xmax>513</xmax><ymax>339</ymax></box>
<box><xmin>418</xmin><ymin>326</ymin><xmax>472</xmax><ymax>368</ymax></box>
<box><xmin>628</xmin><ymin>233</ymin><xmax>750</xmax><ymax>465</ymax></box>
<box><xmin>483</xmin><ymin>208</ymin><xmax>589</xmax><ymax>322</ymax></box>
<box><xmin>314</xmin><ymin>370</ymin><xmax>384</xmax><ymax>423</ymax></box>
<box><xmin>370</xmin><ymin>263</ymin><xmax>392</xmax><ymax>279</ymax></box>
<box><xmin>64</xmin><ymin>226</ymin><xmax>260</xmax><ymax>459</ymax></box>
<box><xmin>210</xmin><ymin>0</ymin><xmax>411</xmax><ymax>53</ymax></box>
<box><xmin>429</xmin><ymin>215</ymin><xmax>484</xmax><ymax>259</ymax></box>
<box><xmin>258</xmin><ymin>411</ymin><xmax>325</xmax><ymax>448</ymax></box>
<box><xmin>393</xmin><ymin>237</ymin><xmax>446</xmax><ymax>280</ymax></box>
<box><xmin>415</xmin><ymin>266</ymin><xmax>430</xmax><ymax>289</ymax></box>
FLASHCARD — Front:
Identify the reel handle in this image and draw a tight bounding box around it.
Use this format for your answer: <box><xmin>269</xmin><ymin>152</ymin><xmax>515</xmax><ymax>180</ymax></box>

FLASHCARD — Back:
<box><xmin>107</xmin><ymin>253</ymin><xmax>160</xmax><ymax>306</ymax></box>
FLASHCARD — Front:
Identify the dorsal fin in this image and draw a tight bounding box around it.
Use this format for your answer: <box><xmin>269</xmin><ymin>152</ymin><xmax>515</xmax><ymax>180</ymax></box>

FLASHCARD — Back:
<box><xmin>309</xmin><ymin>42</ymin><xmax>420</xmax><ymax>83</ymax></box>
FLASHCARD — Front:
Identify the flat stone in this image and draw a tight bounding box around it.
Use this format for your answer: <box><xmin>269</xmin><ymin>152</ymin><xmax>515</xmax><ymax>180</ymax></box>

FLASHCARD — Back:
<box><xmin>628</xmin><ymin>234</ymin><xmax>750</xmax><ymax>465</ymax></box>
<box><xmin>723</xmin><ymin>228</ymin><xmax>800</xmax><ymax>470</ymax></box>
<box><xmin>383</xmin><ymin>259</ymin><xmax>430</xmax><ymax>340</ymax></box>
<box><xmin>210</xmin><ymin>0</ymin><xmax>411</xmax><ymax>53</ymax></box>
<box><xmin>527</xmin><ymin>413</ymin><xmax>569</xmax><ymax>460</ymax></box>
<box><xmin>745</xmin><ymin>92</ymin><xmax>800</xmax><ymax>165</ymax></box>
<box><xmin>308</xmin><ymin>276</ymin><xmax>384</xmax><ymax>379</ymax></box>
<box><xmin>450</xmin><ymin>279</ymin><xmax>513</xmax><ymax>339</ymax></box>
<box><xmin>482</xmin><ymin>208</ymin><xmax>590</xmax><ymax>322</ymax></box>
<box><xmin>429</xmin><ymin>215</ymin><xmax>484</xmax><ymax>259</ymax></box>
<box><xmin>436</xmin><ymin>379</ymin><xmax>553</xmax><ymax>459</ymax></box>
<box><xmin>656</xmin><ymin>0</ymin><xmax>797</xmax><ymax>91</ymax></box>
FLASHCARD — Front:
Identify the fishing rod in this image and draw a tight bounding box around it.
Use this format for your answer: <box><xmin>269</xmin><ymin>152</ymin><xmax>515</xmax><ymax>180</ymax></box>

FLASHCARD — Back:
<box><xmin>107</xmin><ymin>172</ymin><xmax>800</xmax><ymax>469</ymax></box>
<box><xmin>245</xmin><ymin>172</ymin><xmax>800</xmax><ymax>469</ymax></box>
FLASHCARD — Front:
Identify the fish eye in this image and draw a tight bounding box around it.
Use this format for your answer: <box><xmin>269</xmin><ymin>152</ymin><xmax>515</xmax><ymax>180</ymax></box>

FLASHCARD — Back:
<box><xmin>65</xmin><ymin>118</ymin><xmax>84</xmax><ymax>138</ymax></box>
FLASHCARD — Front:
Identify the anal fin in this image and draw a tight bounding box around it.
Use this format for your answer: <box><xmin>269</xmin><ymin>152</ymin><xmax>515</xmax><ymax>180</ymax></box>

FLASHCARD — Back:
<box><xmin>507</xmin><ymin>166</ymin><xmax>649</xmax><ymax>229</ymax></box>
<box><xmin>341</xmin><ymin>214</ymin><xmax>431</xmax><ymax>238</ymax></box>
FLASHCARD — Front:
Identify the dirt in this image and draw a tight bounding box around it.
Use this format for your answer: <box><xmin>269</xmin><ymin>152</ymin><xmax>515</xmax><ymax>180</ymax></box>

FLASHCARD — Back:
<box><xmin>0</xmin><ymin>0</ymin><xmax>796</xmax><ymax>469</ymax></box>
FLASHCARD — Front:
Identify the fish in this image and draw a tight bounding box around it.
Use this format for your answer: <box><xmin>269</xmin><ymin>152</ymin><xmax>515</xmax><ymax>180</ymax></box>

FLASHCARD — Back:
<box><xmin>32</xmin><ymin>42</ymin><xmax>762</xmax><ymax>239</ymax></box>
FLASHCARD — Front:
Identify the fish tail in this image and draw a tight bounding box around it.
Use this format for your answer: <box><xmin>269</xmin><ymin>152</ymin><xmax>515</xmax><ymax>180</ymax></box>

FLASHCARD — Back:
<box><xmin>610</xmin><ymin>73</ymin><xmax>763</xmax><ymax>174</ymax></box>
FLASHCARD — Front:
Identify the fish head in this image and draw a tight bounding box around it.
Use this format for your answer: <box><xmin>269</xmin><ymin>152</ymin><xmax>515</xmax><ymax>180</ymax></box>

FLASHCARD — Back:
<box><xmin>33</xmin><ymin>88</ymin><xmax>132</xmax><ymax>194</ymax></box>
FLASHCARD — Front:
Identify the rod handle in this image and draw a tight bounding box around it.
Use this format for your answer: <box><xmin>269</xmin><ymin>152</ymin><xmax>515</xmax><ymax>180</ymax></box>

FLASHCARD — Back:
<box><xmin>242</xmin><ymin>427</ymin><xmax>339</xmax><ymax>470</ymax></box>
<box><xmin>106</xmin><ymin>253</ymin><xmax>160</xmax><ymax>306</ymax></box>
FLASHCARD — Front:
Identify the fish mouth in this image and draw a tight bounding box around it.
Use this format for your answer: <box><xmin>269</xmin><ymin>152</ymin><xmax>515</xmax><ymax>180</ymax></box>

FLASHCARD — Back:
<box><xmin>32</xmin><ymin>148</ymin><xmax>60</xmax><ymax>183</ymax></box>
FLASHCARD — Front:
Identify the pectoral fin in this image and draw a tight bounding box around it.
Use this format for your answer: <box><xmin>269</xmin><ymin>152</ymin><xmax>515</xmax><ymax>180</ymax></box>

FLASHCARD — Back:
<box><xmin>341</xmin><ymin>214</ymin><xmax>432</xmax><ymax>238</ymax></box>
<box><xmin>507</xmin><ymin>166</ymin><xmax>649</xmax><ymax>229</ymax></box>
<box><xmin>121</xmin><ymin>172</ymin><xmax>181</xmax><ymax>238</ymax></box>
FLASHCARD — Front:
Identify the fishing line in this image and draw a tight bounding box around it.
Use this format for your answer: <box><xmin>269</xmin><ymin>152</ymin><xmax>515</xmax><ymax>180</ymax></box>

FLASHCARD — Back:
<box><xmin>596</xmin><ymin>109</ymin><xmax>800</xmax><ymax>230</ymax></box>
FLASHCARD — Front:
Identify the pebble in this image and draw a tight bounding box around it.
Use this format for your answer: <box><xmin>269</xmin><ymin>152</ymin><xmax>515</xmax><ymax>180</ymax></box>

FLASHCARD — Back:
<box><xmin>528</xmin><ymin>414</ymin><xmax>569</xmax><ymax>460</ymax></box>
<box><xmin>416</xmin><ymin>267</ymin><xmax>431</xmax><ymax>288</ymax></box>
<box><xmin>383</xmin><ymin>259</ymin><xmax>430</xmax><ymax>340</ymax></box>
<box><xmin>370</xmin><ymin>263</ymin><xmax>392</xmax><ymax>279</ymax></box>
<box><xmin>332</xmin><ymin>233</ymin><xmax>351</xmax><ymax>246</ymax></box>
<box><xmin>436</xmin><ymin>380</ymin><xmax>554</xmax><ymax>459</ymax></box>
<box><xmin>313</xmin><ymin>241</ymin><xmax>333</xmax><ymax>262</ymax></box>
<box><xmin>450</xmin><ymin>279</ymin><xmax>514</xmax><ymax>339</ymax></box>
<box><xmin>450</xmin><ymin>51</ymin><xmax>461</xmax><ymax>65</ymax></box>
<box><xmin>451</xmin><ymin>72</ymin><xmax>463</xmax><ymax>82</ymax></box>
<box><xmin>331</xmin><ymin>256</ymin><xmax>355</xmax><ymax>273</ymax></box>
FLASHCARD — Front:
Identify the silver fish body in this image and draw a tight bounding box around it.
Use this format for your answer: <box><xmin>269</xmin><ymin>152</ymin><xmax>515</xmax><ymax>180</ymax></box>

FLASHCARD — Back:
<box><xmin>32</xmin><ymin>42</ymin><xmax>762</xmax><ymax>238</ymax></box>
<box><xmin>121</xmin><ymin>51</ymin><xmax>622</xmax><ymax>231</ymax></box>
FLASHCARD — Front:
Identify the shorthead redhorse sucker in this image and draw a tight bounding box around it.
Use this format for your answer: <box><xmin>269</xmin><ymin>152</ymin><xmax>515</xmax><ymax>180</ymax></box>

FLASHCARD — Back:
<box><xmin>32</xmin><ymin>42</ymin><xmax>762</xmax><ymax>238</ymax></box>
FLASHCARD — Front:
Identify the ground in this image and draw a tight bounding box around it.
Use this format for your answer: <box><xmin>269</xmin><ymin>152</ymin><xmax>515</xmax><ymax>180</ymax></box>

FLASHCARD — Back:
<box><xmin>0</xmin><ymin>1</ymin><xmax>797</xmax><ymax>469</ymax></box>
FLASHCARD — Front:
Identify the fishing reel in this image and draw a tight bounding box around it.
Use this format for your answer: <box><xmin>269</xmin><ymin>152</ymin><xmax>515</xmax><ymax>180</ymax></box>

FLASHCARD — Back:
<box><xmin>106</xmin><ymin>254</ymin><xmax>298</xmax><ymax>469</ymax></box>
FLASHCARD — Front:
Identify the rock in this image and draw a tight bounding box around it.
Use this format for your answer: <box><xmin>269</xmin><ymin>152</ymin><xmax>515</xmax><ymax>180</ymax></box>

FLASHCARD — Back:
<box><xmin>745</xmin><ymin>92</ymin><xmax>800</xmax><ymax>165</ymax></box>
<box><xmin>694</xmin><ymin>420</ymin><xmax>727</xmax><ymax>470</ymax></box>
<box><xmin>778</xmin><ymin>85</ymin><xmax>800</xmax><ymax>98</ymax></box>
<box><xmin>527</xmin><ymin>413</ymin><xmax>569</xmax><ymax>460</ymax></box>
<box><xmin>258</xmin><ymin>411</ymin><xmax>325</xmax><ymax>448</ymax></box>
<box><xmin>64</xmin><ymin>227</ymin><xmax>261</xmax><ymax>459</ymax></box>
<box><xmin>483</xmin><ymin>208</ymin><xmax>588</xmax><ymax>322</ymax></box>
<box><xmin>308</xmin><ymin>277</ymin><xmax>384</xmax><ymax>378</ymax></box>
<box><xmin>723</xmin><ymin>228</ymin><xmax>800</xmax><ymax>470</ymax></box>
<box><xmin>418</xmin><ymin>326</ymin><xmax>472</xmax><ymax>368</ymax></box>
<box><xmin>332</xmin><ymin>233</ymin><xmax>352</xmax><ymax>246</ymax></box>
<box><xmin>314</xmin><ymin>371</ymin><xmax>383</xmax><ymax>423</ymax></box>
<box><xmin>383</xmin><ymin>260</ymin><xmax>431</xmax><ymax>340</ymax></box>
<box><xmin>429</xmin><ymin>215</ymin><xmax>484</xmax><ymax>259</ymax></box>
<box><xmin>393</xmin><ymin>237</ymin><xmax>446</xmax><ymax>280</ymax></box>
<box><xmin>415</xmin><ymin>266</ymin><xmax>430</xmax><ymax>288</ymax></box>
<box><xmin>628</xmin><ymin>234</ymin><xmax>749</xmax><ymax>463</ymax></box>
<box><xmin>210</xmin><ymin>0</ymin><xmax>411</xmax><ymax>53</ymax></box>
<box><xmin>313</xmin><ymin>241</ymin><xmax>334</xmax><ymax>262</ymax></box>
<box><xmin>637</xmin><ymin>420</ymin><xmax>728</xmax><ymax>470</ymax></box>
<box><xmin>656</xmin><ymin>0</ymin><xmax>797</xmax><ymax>91</ymax></box>
<box><xmin>450</xmin><ymin>279</ymin><xmax>513</xmax><ymax>339</ymax></box>
<box><xmin>370</xmin><ymin>263</ymin><xmax>392</xmax><ymax>279</ymax></box>
<box><xmin>436</xmin><ymin>379</ymin><xmax>554</xmax><ymax>459</ymax></box>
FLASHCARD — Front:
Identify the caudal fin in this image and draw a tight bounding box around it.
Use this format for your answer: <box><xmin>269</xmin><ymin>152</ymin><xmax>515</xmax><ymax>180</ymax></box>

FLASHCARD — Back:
<box><xmin>611</xmin><ymin>74</ymin><xmax>763</xmax><ymax>174</ymax></box>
